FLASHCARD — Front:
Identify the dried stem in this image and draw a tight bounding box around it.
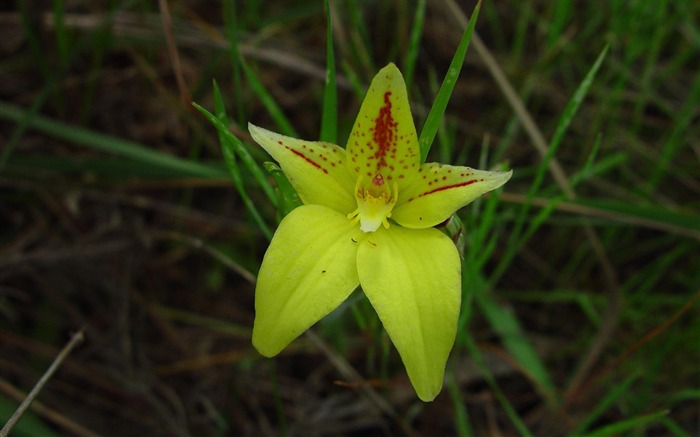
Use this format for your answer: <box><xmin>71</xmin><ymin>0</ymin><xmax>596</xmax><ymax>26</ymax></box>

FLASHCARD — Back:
<box><xmin>1</xmin><ymin>329</ymin><xmax>85</xmax><ymax>437</ymax></box>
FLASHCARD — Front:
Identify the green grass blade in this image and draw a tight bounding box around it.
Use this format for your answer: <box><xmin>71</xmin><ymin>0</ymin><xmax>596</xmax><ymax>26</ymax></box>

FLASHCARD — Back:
<box><xmin>18</xmin><ymin>0</ymin><xmax>50</xmax><ymax>84</ymax></box>
<box><xmin>402</xmin><ymin>0</ymin><xmax>426</xmax><ymax>93</ymax></box>
<box><xmin>192</xmin><ymin>101</ymin><xmax>278</xmax><ymax>207</ymax></box>
<box><xmin>319</xmin><ymin>0</ymin><xmax>337</xmax><ymax>143</ymax></box>
<box><xmin>0</xmin><ymin>101</ymin><xmax>228</xmax><ymax>179</ymax></box>
<box><xmin>341</xmin><ymin>60</ymin><xmax>366</xmax><ymax>101</ymax></box>
<box><xmin>571</xmin><ymin>373</ymin><xmax>640</xmax><ymax>435</ymax></box>
<box><xmin>263</xmin><ymin>162</ymin><xmax>303</xmax><ymax>218</ymax></box>
<box><xmin>5</xmin><ymin>155</ymin><xmax>209</xmax><ymax>179</ymax></box>
<box><xmin>649</xmin><ymin>71</ymin><xmax>700</xmax><ymax>188</ymax></box>
<box><xmin>473</xmin><ymin>284</ymin><xmax>558</xmax><ymax>404</ymax></box>
<box><xmin>52</xmin><ymin>0</ymin><xmax>69</xmax><ymax>68</ymax></box>
<box><xmin>463</xmin><ymin>333</ymin><xmax>533</xmax><ymax>437</ymax></box>
<box><xmin>212</xmin><ymin>80</ymin><xmax>273</xmax><ymax>240</ymax></box>
<box><xmin>548</xmin><ymin>45</ymin><xmax>609</xmax><ymax>164</ymax></box>
<box><xmin>418</xmin><ymin>1</ymin><xmax>481</xmax><ymax>163</ymax></box>
<box><xmin>580</xmin><ymin>410</ymin><xmax>669</xmax><ymax>437</ymax></box>
<box><xmin>0</xmin><ymin>74</ymin><xmax>59</xmax><ymax>172</ymax></box>
<box><xmin>659</xmin><ymin>416</ymin><xmax>692</xmax><ymax>437</ymax></box>
<box><xmin>346</xmin><ymin>0</ymin><xmax>375</xmax><ymax>76</ymax></box>
<box><xmin>569</xmin><ymin>133</ymin><xmax>603</xmax><ymax>188</ymax></box>
<box><xmin>496</xmin><ymin>44</ymin><xmax>610</xmax><ymax>281</ymax></box>
<box><xmin>240</xmin><ymin>58</ymin><xmax>297</xmax><ymax>138</ymax></box>
<box><xmin>446</xmin><ymin>369</ymin><xmax>473</xmax><ymax>437</ymax></box>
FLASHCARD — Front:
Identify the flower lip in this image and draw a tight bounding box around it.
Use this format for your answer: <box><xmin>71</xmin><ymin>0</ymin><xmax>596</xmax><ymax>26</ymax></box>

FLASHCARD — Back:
<box><xmin>347</xmin><ymin>172</ymin><xmax>398</xmax><ymax>233</ymax></box>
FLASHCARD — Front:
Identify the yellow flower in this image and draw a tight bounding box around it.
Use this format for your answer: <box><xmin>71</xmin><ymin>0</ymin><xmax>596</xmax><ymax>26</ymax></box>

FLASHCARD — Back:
<box><xmin>249</xmin><ymin>63</ymin><xmax>511</xmax><ymax>401</ymax></box>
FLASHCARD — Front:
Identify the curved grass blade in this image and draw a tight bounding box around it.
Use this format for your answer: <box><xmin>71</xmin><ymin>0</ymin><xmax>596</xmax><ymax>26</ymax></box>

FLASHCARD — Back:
<box><xmin>0</xmin><ymin>102</ymin><xmax>227</xmax><ymax>179</ymax></box>
<box><xmin>240</xmin><ymin>58</ymin><xmax>297</xmax><ymax>138</ymax></box>
<box><xmin>212</xmin><ymin>80</ymin><xmax>273</xmax><ymax>240</ymax></box>
<box><xmin>192</xmin><ymin>101</ymin><xmax>278</xmax><ymax>208</ymax></box>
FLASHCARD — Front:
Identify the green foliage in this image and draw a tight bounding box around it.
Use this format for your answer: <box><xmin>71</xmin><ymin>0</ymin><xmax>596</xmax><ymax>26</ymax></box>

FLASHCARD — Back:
<box><xmin>1</xmin><ymin>0</ymin><xmax>697</xmax><ymax>435</ymax></box>
<box><xmin>418</xmin><ymin>1</ymin><xmax>480</xmax><ymax>163</ymax></box>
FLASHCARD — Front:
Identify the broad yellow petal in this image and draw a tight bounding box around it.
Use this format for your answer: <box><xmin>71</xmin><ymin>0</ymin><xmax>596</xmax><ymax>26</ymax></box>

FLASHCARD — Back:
<box><xmin>392</xmin><ymin>163</ymin><xmax>512</xmax><ymax>228</ymax></box>
<box><xmin>357</xmin><ymin>226</ymin><xmax>461</xmax><ymax>401</ymax></box>
<box><xmin>253</xmin><ymin>205</ymin><xmax>364</xmax><ymax>356</ymax></box>
<box><xmin>249</xmin><ymin>123</ymin><xmax>356</xmax><ymax>214</ymax></box>
<box><xmin>346</xmin><ymin>63</ymin><xmax>420</xmax><ymax>187</ymax></box>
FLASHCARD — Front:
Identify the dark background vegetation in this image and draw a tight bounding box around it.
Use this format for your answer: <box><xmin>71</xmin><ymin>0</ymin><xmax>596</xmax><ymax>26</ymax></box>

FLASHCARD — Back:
<box><xmin>1</xmin><ymin>0</ymin><xmax>698</xmax><ymax>436</ymax></box>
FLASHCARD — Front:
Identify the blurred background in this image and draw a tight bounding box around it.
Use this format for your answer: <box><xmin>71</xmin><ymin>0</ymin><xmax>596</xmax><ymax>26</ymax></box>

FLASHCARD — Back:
<box><xmin>1</xmin><ymin>0</ymin><xmax>698</xmax><ymax>435</ymax></box>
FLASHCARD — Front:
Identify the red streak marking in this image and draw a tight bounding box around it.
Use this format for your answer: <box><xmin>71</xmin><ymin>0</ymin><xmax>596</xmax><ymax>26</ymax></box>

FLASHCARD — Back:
<box><xmin>287</xmin><ymin>147</ymin><xmax>327</xmax><ymax>174</ymax></box>
<box><xmin>372</xmin><ymin>92</ymin><xmax>397</xmax><ymax>170</ymax></box>
<box><xmin>418</xmin><ymin>179</ymin><xmax>477</xmax><ymax>198</ymax></box>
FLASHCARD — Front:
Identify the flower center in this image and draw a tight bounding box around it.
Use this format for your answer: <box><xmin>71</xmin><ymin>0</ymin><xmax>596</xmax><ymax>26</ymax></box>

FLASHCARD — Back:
<box><xmin>347</xmin><ymin>173</ymin><xmax>398</xmax><ymax>233</ymax></box>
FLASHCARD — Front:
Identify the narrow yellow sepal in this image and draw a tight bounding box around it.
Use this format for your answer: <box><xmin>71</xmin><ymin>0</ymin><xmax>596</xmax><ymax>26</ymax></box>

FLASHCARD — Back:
<box><xmin>393</xmin><ymin>164</ymin><xmax>512</xmax><ymax>228</ymax></box>
<box><xmin>249</xmin><ymin>123</ymin><xmax>356</xmax><ymax>215</ymax></box>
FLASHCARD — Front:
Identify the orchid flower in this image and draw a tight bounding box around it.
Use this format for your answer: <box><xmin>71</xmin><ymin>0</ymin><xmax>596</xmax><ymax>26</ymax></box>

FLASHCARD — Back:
<box><xmin>249</xmin><ymin>63</ymin><xmax>512</xmax><ymax>401</ymax></box>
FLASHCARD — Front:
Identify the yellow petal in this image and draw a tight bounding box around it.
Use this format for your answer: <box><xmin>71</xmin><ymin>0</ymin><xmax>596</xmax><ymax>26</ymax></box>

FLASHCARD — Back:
<box><xmin>346</xmin><ymin>63</ymin><xmax>420</xmax><ymax>187</ymax></box>
<box><xmin>357</xmin><ymin>226</ymin><xmax>461</xmax><ymax>401</ymax></box>
<box><xmin>253</xmin><ymin>205</ymin><xmax>364</xmax><ymax>356</ymax></box>
<box><xmin>392</xmin><ymin>163</ymin><xmax>512</xmax><ymax>228</ymax></box>
<box><xmin>249</xmin><ymin>123</ymin><xmax>356</xmax><ymax>214</ymax></box>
